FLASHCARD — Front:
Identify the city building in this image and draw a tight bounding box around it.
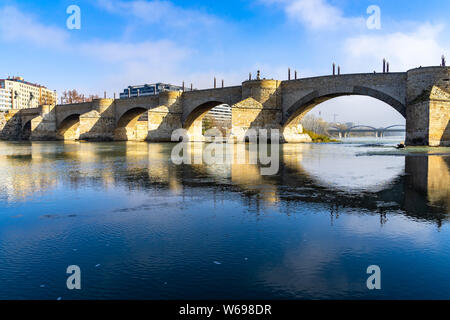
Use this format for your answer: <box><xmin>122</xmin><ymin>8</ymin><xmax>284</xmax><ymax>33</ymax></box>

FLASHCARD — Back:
<box><xmin>0</xmin><ymin>88</ymin><xmax>12</xmax><ymax>111</ymax></box>
<box><xmin>0</xmin><ymin>76</ymin><xmax>57</xmax><ymax>110</ymax></box>
<box><xmin>119</xmin><ymin>83</ymin><xmax>185</xmax><ymax>99</ymax></box>
<box><xmin>204</xmin><ymin>104</ymin><xmax>232</xmax><ymax>122</ymax></box>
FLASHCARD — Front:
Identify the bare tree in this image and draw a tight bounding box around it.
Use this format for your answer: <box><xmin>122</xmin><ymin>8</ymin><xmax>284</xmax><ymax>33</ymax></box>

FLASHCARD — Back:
<box><xmin>61</xmin><ymin>90</ymin><xmax>100</xmax><ymax>104</ymax></box>
<box><xmin>301</xmin><ymin>114</ymin><xmax>330</xmax><ymax>135</ymax></box>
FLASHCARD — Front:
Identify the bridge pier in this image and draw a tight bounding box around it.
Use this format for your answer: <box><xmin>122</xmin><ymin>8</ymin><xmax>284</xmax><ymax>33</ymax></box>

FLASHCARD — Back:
<box><xmin>78</xmin><ymin>99</ymin><xmax>115</xmax><ymax>141</ymax></box>
<box><xmin>30</xmin><ymin>105</ymin><xmax>57</xmax><ymax>140</ymax></box>
<box><xmin>231</xmin><ymin>79</ymin><xmax>310</xmax><ymax>143</ymax></box>
<box><xmin>148</xmin><ymin>91</ymin><xmax>183</xmax><ymax>142</ymax></box>
<box><xmin>231</xmin><ymin>80</ymin><xmax>283</xmax><ymax>142</ymax></box>
<box><xmin>406</xmin><ymin>67</ymin><xmax>450</xmax><ymax>146</ymax></box>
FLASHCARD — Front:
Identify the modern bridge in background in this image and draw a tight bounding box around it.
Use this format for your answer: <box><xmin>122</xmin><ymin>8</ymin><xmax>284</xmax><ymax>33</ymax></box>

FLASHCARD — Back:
<box><xmin>328</xmin><ymin>125</ymin><xmax>406</xmax><ymax>138</ymax></box>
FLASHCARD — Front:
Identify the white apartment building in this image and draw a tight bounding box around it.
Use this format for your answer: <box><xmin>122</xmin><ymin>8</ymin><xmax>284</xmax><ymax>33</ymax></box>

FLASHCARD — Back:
<box><xmin>205</xmin><ymin>104</ymin><xmax>232</xmax><ymax>122</ymax></box>
<box><xmin>0</xmin><ymin>88</ymin><xmax>12</xmax><ymax>111</ymax></box>
<box><xmin>0</xmin><ymin>77</ymin><xmax>57</xmax><ymax>110</ymax></box>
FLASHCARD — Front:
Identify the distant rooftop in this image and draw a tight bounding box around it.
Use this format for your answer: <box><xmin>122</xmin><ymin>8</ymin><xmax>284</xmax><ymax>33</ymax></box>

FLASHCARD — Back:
<box><xmin>0</xmin><ymin>76</ymin><xmax>53</xmax><ymax>90</ymax></box>
<box><xmin>120</xmin><ymin>82</ymin><xmax>188</xmax><ymax>98</ymax></box>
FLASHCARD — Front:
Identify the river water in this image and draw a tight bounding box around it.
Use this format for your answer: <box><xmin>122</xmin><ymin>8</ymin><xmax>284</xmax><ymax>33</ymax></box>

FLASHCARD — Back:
<box><xmin>0</xmin><ymin>138</ymin><xmax>449</xmax><ymax>300</ymax></box>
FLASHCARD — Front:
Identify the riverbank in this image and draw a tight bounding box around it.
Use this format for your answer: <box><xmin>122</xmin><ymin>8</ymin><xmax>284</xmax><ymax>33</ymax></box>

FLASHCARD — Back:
<box><xmin>303</xmin><ymin>130</ymin><xmax>340</xmax><ymax>143</ymax></box>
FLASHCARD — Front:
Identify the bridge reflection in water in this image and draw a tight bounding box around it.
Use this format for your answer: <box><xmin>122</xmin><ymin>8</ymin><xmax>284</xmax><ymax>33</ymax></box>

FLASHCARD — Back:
<box><xmin>1</xmin><ymin>140</ymin><xmax>450</xmax><ymax>300</ymax></box>
<box><xmin>0</xmin><ymin>141</ymin><xmax>448</xmax><ymax>225</ymax></box>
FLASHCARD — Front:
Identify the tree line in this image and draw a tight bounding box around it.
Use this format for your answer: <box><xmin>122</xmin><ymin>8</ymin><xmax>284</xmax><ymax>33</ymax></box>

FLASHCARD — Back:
<box><xmin>61</xmin><ymin>90</ymin><xmax>99</xmax><ymax>104</ymax></box>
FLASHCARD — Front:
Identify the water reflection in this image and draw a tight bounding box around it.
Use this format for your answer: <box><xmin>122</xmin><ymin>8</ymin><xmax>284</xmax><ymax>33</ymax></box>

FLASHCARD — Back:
<box><xmin>0</xmin><ymin>141</ymin><xmax>448</xmax><ymax>223</ymax></box>
<box><xmin>404</xmin><ymin>155</ymin><xmax>450</xmax><ymax>222</ymax></box>
<box><xmin>1</xmin><ymin>141</ymin><xmax>450</xmax><ymax>300</ymax></box>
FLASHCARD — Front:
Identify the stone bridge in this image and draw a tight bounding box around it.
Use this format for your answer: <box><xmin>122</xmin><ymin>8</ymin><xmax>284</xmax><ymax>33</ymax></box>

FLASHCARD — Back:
<box><xmin>0</xmin><ymin>66</ymin><xmax>449</xmax><ymax>146</ymax></box>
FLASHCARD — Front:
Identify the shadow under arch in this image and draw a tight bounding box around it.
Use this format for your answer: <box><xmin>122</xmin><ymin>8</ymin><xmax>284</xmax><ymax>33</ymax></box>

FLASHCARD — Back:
<box><xmin>57</xmin><ymin>114</ymin><xmax>81</xmax><ymax>140</ymax></box>
<box><xmin>282</xmin><ymin>86</ymin><xmax>407</xmax><ymax>129</ymax></box>
<box><xmin>21</xmin><ymin>120</ymin><xmax>32</xmax><ymax>141</ymax></box>
<box><xmin>114</xmin><ymin>107</ymin><xmax>149</xmax><ymax>141</ymax></box>
<box><xmin>442</xmin><ymin>121</ymin><xmax>450</xmax><ymax>146</ymax></box>
<box><xmin>183</xmin><ymin>101</ymin><xmax>226</xmax><ymax>141</ymax></box>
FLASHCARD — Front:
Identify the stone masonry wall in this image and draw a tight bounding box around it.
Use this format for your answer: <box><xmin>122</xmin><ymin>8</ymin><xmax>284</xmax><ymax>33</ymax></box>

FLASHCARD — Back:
<box><xmin>0</xmin><ymin>110</ymin><xmax>25</xmax><ymax>140</ymax></box>
<box><xmin>0</xmin><ymin>68</ymin><xmax>448</xmax><ymax>145</ymax></box>
<box><xmin>406</xmin><ymin>67</ymin><xmax>450</xmax><ymax>146</ymax></box>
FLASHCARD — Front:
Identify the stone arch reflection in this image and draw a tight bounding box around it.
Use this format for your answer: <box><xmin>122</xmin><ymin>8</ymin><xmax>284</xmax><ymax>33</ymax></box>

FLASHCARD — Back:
<box><xmin>281</xmin><ymin>144</ymin><xmax>404</xmax><ymax>193</ymax></box>
<box><xmin>1</xmin><ymin>140</ymin><xmax>448</xmax><ymax>225</ymax></box>
<box><xmin>405</xmin><ymin>155</ymin><xmax>450</xmax><ymax>216</ymax></box>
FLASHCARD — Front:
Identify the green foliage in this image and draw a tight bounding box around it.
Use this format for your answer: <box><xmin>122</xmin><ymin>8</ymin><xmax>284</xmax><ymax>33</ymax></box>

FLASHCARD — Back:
<box><xmin>202</xmin><ymin>117</ymin><xmax>213</xmax><ymax>134</ymax></box>
<box><xmin>304</xmin><ymin>129</ymin><xmax>339</xmax><ymax>143</ymax></box>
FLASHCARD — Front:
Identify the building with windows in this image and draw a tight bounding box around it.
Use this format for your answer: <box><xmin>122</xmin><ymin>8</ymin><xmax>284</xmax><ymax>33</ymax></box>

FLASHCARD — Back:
<box><xmin>0</xmin><ymin>77</ymin><xmax>57</xmax><ymax>110</ymax></box>
<box><xmin>204</xmin><ymin>104</ymin><xmax>232</xmax><ymax>122</ymax></box>
<box><xmin>119</xmin><ymin>83</ymin><xmax>185</xmax><ymax>99</ymax></box>
<box><xmin>0</xmin><ymin>88</ymin><xmax>12</xmax><ymax>111</ymax></box>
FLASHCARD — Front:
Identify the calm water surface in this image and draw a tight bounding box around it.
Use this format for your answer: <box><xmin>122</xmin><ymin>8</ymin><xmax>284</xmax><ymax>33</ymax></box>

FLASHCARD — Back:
<box><xmin>0</xmin><ymin>139</ymin><xmax>449</xmax><ymax>300</ymax></box>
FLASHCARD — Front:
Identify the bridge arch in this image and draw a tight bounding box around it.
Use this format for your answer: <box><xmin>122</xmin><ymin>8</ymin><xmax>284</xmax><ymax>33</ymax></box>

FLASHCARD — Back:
<box><xmin>346</xmin><ymin>125</ymin><xmax>378</xmax><ymax>138</ymax></box>
<box><xmin>21</xmin><ymin>120</ymin><xmax>32</xmax><ymax>140</ymax></box>
<box><xmin>183</xmin><ymin>100</ymin><xmax>227</xmax><ymax>141</ymax></box>
<box><xmin>382</xmin><ymin>124</ymin><xmax>406</xmax><ymax>131</ymax></box>
<box><xmin>347</xmin><ymin>125</ymin><xmax>378</xmax><ymax>131</ymax></box>
<box><xmin>114</xmin><ymin>107</ymin><xmax>148</xmax><ymax>141</ymax></box>
<box><xmin>57</xmin><ymin>114</ymin><xmax>81</xmax><ymax>140</ymax></box>
<box><xmin>282</xmin><ymin>86</ymin><xmax>406</xmax><ymax>129</ymax></box>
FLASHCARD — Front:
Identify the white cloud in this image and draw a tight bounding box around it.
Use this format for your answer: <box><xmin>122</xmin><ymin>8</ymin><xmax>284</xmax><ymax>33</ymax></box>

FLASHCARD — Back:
<box><xmin>97</xmin><ymin>0</ymin><xmax>218</xmax><ymax>28</ymax></box>
<box><xmin>0</xmin><ymin>4</ymin><xmax>192</xmax><ymax>93</ymax></box>
<box><xmin>342</xmin><ymin>214</ymin><xmax>436</xmax><ymax>246</ymax></box>
<box><xmin>0</xmin><ymin>6</ymin><xmax>68</xmax><ymax>48</ymax></box>
<box><xmin>79</xmin><ymin>40</ymin><xmax>189</xmax><ymax>64</ymax></box>
<box><xmin>344</xmin><ymin>23</ymin><xmax>449</xmax><ymax>71</ymax></box>
<box><xmin>78</xmin><ymin>40</ymin><xmax>192</xmax><ymax>91</ymax></box>
<box><xmin>262</xmin><ymin>0</ymin><xmax>364</xmax><ymax>30</ymax></box>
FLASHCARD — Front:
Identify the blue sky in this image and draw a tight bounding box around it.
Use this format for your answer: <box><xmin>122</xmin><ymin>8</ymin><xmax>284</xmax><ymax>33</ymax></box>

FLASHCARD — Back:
<box><xmin>0</xmin><ymin>0</ymin><xmax>449</xmax><ymax>126</ymax></box>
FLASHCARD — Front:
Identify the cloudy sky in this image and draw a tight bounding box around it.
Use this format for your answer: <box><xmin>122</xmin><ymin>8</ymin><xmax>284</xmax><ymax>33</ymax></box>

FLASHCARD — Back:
<box><xmin>0</xmin><ymin>0</ymin><xmax>449</xmax><ymax>126</ymax></box>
